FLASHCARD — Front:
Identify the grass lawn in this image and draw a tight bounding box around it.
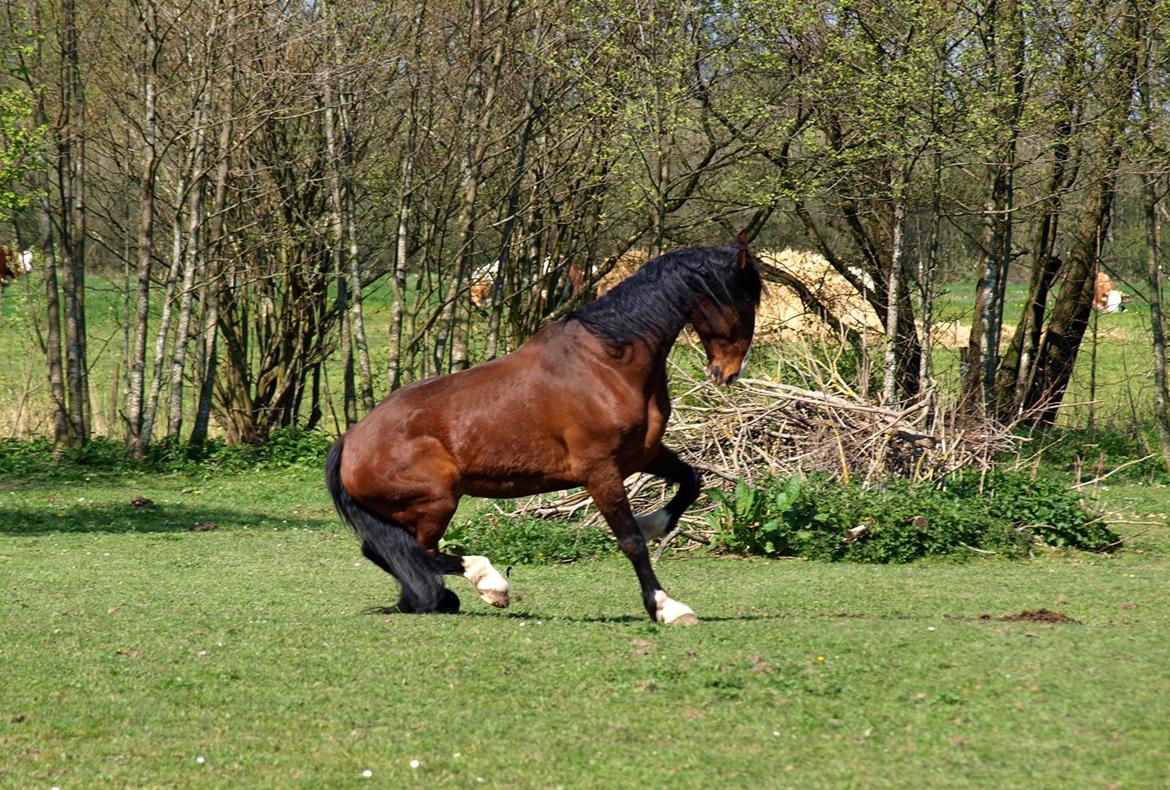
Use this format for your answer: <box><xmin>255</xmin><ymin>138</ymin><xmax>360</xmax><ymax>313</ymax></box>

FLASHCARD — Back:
<box><xmin>3</xmin><ymin>466</ymin><xmax>1169</xmax><ymax>788</ymax></box>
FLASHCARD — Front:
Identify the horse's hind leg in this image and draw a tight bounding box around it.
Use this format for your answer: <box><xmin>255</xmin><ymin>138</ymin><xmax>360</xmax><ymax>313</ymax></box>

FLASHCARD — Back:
<box><xmin>361</xmin><ymin>541</ymin><xmax>460</xmax><ymax>614</ymax></box>
<box><xmin>635</xmin><ymin>445</ymin><xmax>700</xmax><ymax>540</ymax></box>
<box><xmin>587</xmin><ymin>471</ymin><xmax>698</xmax><ymax>625</ymax></box>
<box><xmin>461</xmin><ymin>555</ymin><xmax>510</xmax><ymax>608</ymax></box>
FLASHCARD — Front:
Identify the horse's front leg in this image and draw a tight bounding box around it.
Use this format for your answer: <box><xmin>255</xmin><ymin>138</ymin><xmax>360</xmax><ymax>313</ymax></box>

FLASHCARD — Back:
<box><xmin>634</xmin><ymin>445</ymin><xmax>701</xmax><ymax>541</ymax></box>
<box><xmin>425</xmin><ymin>550</ymin><xmax>510</xmax><ymax>609</ymax></box>
<box><xmin>412</xmin><ymin>501</ymin><xmax>510</xmax><ymax>610</ymax></box>
<box><xmin>587</xmin><ymin>470</ymin><xmax>698</xmax><ymax>625</ymax></box>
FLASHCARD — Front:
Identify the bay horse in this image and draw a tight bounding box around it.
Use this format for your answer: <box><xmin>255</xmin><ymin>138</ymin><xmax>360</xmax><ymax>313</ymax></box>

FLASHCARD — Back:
<box><xmin>326</xmin><ymin>233</ymin><xmax>762</xmax><ymax>624</ymax></box>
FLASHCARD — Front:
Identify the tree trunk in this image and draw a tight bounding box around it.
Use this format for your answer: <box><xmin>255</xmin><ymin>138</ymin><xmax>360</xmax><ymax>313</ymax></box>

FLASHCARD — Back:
<box><xmin>39</xmin><ymin>190</ymin><xmax>72</xmax><ymax>448</ymax></box>
<box><xmin>1025</xmin><ymin>10</ymin><xmax>1139</xmax><ymax>425</ymax></box>
<box><xmin>126</xmin><ymin>1</ymin><xmax>159</xmax><ymax>458</ymax></box>
<box><xmin>58</xmin><ymin>0</ymin><xmax>89</xmax><ymax>447</ymax></box>
<box><xmin>1138</xmin><ymin>13</ymin><xmax>1170</xmax><ymax>470</ymax></box>
<box><xmin>449</xmin><ymin>0</ymin><xmax>510</xmax><ymax>372</ymax></box>
<box><xmin>324</xmin><ymin>80</ymin><xmax>373</xmax><ymax>417</ymax></box>
<box><xmin>166</xmin><ymin>102</ymin><xmax>208</xmax><ymax>440</ymax></box>
<box><xmin>191</xmin><ymin>66</ymin><xmax>235</xmax><ymax>448</ymax></box>
<box><xmin>993</xmin><ymin>31</ymin><xmax>1080</xmax><ymax>421</ymax></box>
<box><xmin>961</xmin><ymin>0</ymin><xmax>1024</xmax><ymax>413</ymax></box>
<box><xmin>486</xmin><ymin>31</ymin><xmax>543</xmax><ymax>361</ymax></box>
<box><xmin>389</xmin><ymin>144</ymin><xmax>414</xmax><ymax>392</ymax></box>
<box><xmin>1147</xmin><ymin>179</ymin><xmax>1170</xmax><ymax>471</ymax></box>
<box><xmin>882</xmin><ymin>188</ymin><xmax>906</xmax><ymax>406</ymax></box>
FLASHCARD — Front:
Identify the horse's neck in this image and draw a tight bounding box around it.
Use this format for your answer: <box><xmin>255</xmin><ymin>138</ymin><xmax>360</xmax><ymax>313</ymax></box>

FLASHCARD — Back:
<box><xmin>622</xmin><ymin>329</ymin><xmax>679</xmax><ymax>393</ymax></box>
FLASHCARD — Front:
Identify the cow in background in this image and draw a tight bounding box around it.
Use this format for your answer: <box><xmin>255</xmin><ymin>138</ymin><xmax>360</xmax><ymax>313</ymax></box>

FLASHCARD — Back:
<box><xmin>1093</xmin><ymin>272</ymin><xmax>1131</xmax><ymax>313</ymax></box>
<box><xmin>0</xmin><ymin>246</ymin><xmax>33</xmax><ymax>285</ymax></box>
<box><xmin>469</xmin><ymin>256</ymin><xmax>585</xmax><ymax>312</ymax></box>
<box><xmin>0</xmin><ymin>247</ymin><xmax>34</xmax><ymax>323</ymax></box>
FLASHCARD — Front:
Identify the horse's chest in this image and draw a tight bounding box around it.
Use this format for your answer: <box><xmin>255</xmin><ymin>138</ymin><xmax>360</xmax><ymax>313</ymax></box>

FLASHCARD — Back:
<box><xmin>643</xmin><ymin>397</ymin><xmax>670</xmax><ymax>444</ymax></box>
<box><xmin>615</xmin><ymin>388</ymin><xmax>670</xmax><ymax>456</ymax></box>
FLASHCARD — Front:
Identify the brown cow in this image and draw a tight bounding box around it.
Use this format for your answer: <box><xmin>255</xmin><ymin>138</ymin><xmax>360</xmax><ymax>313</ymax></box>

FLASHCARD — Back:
<box><xmin>470</xmin><ymin>256</ymin><xmax>586</xmax><ymax>310</ymax></box>
<box><xmin>0</xmin><ymin>247</ymin><xmax>32</xmax><ymax>284</ymax></box>
<box><xmin>1093</xmin><ymin>272</ymin><xmax>1130</xmax><ymax>313</ymax></box>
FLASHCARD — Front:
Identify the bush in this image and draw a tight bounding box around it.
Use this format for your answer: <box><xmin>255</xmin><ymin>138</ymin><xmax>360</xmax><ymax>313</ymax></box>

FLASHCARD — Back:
<box><xmin>0</xmin><ymin>428</ymin><xmax>334</xmax><ymax>480</ymax></box>
<box><xmin>946</xmin><ymin>468</ymin><xmax>1119</xmax><ymax>550</ymax></box>
<box><xmin>709</xmin><ymin>468</ymin><xmax>1117</xmax><ymax>562</ymax></box>
<box><xmin>441</xmin><ymin>513</ymin><xmax>615</xmax><ymax>565</ymax></box>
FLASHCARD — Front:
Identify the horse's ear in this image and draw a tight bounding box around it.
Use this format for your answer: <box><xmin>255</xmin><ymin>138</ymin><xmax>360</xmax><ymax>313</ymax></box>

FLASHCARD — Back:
<box><xmin>735</xmin><ymin>228</ymin><xmax>750</xmax><ymax>270</ymax></box>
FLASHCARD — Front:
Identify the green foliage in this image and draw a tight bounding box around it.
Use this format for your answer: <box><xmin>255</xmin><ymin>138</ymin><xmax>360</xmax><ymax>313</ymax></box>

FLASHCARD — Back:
<box><xmin>244</xmin><ymin>428</ymin><xmax>334</xmax><ymax>469</ymax></box>
<box><xmin>706</xmin><ymin>476</ymin><xmax>805</xmax><ymax>556</ymax></box>
<box><xmin>1032</xmin><ymin>427</ymin><xmax>1170</xmax><ymax>485</ymax></box>
<box><xmin>0</xmin><ymin>37</ymin><xmax>45</xmax><ymax>218</ymax></box>
<box><xmin>710</xmin><ymin>469</ymin><xmax>1116</xmax><ymax>562</ymax></box>
<box><xmin>947</xmin><ymin>468</ymin><xmax>1120</xmax><ymax>551</ymax></box>
<box><xmin>0</xmin><ymin>429</ymin><xmax>334</xmax><ymax>480</ymax></box>
<box><xmin>441</xmin><ymin>513</ymin><xmax>615</xmax><ymax>565</ymax></box>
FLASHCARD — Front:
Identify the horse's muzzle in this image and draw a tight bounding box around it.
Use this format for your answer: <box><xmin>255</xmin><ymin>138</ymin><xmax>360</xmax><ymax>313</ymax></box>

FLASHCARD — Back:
<box><xmin>705</xmin><ymin>364</ymin><xmax>740</xmax><ymax>386</ymax></box>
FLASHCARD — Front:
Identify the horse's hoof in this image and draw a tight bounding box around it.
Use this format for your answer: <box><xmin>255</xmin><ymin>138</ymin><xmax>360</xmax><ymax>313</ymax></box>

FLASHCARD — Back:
<box><xmin>653</xmin><ymin>590</ymin><xmax>698</xmax><ymax>625</ymax></box>
<box><xmin>480</xmin><ymin>590</ymin><xmax>510</xmax><ymax>608</ymax></box>
<box><xmin>436</xmin><ymin>588</ymin><xmax>461</xmax><ymax>614</ymax></box>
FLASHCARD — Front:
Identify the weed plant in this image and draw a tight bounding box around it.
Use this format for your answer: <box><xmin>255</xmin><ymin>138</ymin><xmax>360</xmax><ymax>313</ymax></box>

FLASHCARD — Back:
<box><xmin>709</xmin><ymin>469</ymin><xmax>1118</xmax><ymax>562</ymax></box>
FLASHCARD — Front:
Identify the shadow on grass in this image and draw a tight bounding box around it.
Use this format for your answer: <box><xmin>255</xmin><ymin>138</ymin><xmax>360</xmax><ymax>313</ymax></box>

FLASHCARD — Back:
<box><xmin>0</xmin><ymin>502</ymin><xmax>335</xmax><ymax>536</ymax></box>
<box><xmin>360</xmin><ymin>607</ymin><xmax>790</xmax><ymax>624</ymax></box>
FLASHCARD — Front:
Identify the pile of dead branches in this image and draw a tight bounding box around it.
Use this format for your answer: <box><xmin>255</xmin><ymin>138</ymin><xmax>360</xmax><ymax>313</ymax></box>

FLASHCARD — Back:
<box><xmin>669</xmin><ymin>376</ymin><xmax>1022</xmax><ymax>486</ymax></box>
<box><xmin>497</xmin><ymin>363</ymin><xmax>1027</xmax><ymax>553</ymax></box>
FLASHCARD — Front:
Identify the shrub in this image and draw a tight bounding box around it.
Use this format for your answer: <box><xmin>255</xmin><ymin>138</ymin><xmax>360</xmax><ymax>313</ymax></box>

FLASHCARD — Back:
<box><xmin>706</xmin><ymin>476</ymin><xmax>805</xmax><ymax>556</ymax></box>
<box><xmin>0</xmin><ymin>429</ymin><xmax>334</xmax><ymax>480</ymax></box>
<box><xmin>709</xmin><ymin>468</ymin><xmax>1116</xmax><ymax>562</ymax></box>
<box><xmin>441</xmin><ymin>513</ymin><xmax>615</xmax><ymax>565</ymax></box>
<box><xmin>945</xmin><ymin>468</ymin><xmax>1119</xmax><ymax>551</ymax></box>
<box><xmin>247</xmin><ymin>428</ymin><xmax>333</xmax><ymax>469</ymax></box>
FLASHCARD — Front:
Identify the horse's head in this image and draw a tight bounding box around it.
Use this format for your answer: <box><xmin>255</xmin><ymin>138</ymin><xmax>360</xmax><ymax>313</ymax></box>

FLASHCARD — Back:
<box><xmin>690</xmin><ymin>232</ymin><xmax>762</xmax><ymax>386</ymax></box>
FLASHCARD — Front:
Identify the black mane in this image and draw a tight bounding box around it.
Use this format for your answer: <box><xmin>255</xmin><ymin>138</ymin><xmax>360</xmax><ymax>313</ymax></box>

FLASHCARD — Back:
<box><xmin>567</xmin><ymin>245</ymin><xmax>763</xmax><ymax>347</ymax></box>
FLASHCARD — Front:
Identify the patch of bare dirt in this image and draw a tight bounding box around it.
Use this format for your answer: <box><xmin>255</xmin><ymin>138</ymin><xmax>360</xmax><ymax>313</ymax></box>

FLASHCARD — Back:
<box><xmin>987</xmin><ymin>608</ymin><xmax>1081</xmax><ymax>624</ymax></box>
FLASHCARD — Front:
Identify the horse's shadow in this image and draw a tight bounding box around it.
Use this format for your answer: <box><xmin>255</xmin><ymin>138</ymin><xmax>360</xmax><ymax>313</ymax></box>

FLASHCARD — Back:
<box><xmin>362</xmin><ymin>607</ymin><xmax>788</xmax><ymax>624</ymax></box>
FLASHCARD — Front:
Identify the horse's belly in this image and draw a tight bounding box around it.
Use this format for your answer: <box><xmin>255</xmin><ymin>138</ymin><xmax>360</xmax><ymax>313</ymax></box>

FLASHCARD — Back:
<box><xmin>458</xmin><ymin>473</ymin><xmax>580</xmax><ymax>499</ymax></box>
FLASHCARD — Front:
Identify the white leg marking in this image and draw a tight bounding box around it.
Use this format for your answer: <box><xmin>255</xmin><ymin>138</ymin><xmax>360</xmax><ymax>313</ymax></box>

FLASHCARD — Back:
<box><xmin>654</xmin><ymin>590</ymin><xmax>698</xmax><ymax>625</ymax></box>
<box><xmin>635</xmin><ymin>508</ymin><xmax>672</xmax><ymax>540</ymax></box>
<box><xmin>463</xmin><ymin>555</ymin><xmax>510</xmax><ymax>608</ymax></box>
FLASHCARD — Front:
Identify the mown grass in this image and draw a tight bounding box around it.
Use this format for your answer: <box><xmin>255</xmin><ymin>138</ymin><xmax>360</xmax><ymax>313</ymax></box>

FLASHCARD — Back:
<box><xmin>3</xmin><ymin>462</ymin><xmax>1169</xmax><ymax>788</ymax></box>
<box><xmin>2</xmin><ymin>272</ymin><xmax>1169</xmax><ymax>786</ymax></box>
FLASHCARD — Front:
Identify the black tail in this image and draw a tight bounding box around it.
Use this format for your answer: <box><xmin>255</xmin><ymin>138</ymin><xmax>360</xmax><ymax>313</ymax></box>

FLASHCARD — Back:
<box><xmin>325</xmin><ymin>438</ymin><xmax>453</xmax><ymax>613</ymax></box>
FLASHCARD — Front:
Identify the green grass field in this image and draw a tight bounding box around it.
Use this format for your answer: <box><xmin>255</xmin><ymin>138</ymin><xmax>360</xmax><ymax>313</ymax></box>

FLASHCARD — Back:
<box><xmin>2</xmin><ymin>272</ymin><xmax>1169</xmax><ymax>786</ymax></box>
<box><xmin>3</xmin><ymin>463</ymin><xmax>1169</xmax><ymax>788</ymax></box>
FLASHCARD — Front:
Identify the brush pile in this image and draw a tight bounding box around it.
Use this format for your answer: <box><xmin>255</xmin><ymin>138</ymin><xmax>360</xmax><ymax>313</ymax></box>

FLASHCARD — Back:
<box><xmin>666</xmin><ymin>376</ymin><xmax>1020</xmax><ymax>486</ymax></box>
<box><xmin>503</xmin><ymin>358</ymin><xmax>1026</xmax><ymax>551</ymax></box>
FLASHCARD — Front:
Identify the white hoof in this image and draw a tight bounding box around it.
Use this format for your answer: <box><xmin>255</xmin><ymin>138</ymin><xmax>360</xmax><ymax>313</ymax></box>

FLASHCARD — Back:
<box><xmin>654</xmin><ymin>590</ymin><xmax>698</xmax><ymax>625</ymax></box>
<box><xmin>635</xmin><ymin>508</ymin><xmax>672</xmax><ymax>540</ymax></box>
<box><xmin>463</xmin><ymin>555</ymin><xmax>510</xmax><ymax>609</ymax></box>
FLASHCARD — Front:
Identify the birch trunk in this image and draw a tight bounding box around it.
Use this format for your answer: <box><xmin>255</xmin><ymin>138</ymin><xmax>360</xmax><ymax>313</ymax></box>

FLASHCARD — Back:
<box><xmin>126</xmin><ymin>1</ymin><xmax>159</xmax><ymax>458</ymax></box>
<box><xmin>55</xmin><ymin>0</ymin><xmax>89</xmax><ymax>448</ymax></box>
<box><xmin>882</xmin><ymin>189</ymin><xmax>905</xmax><ymax>407</ymax></box>
<box><xmin>166</xmin><ymin>101</ymin><xmax>208</xmax><ymax>440</ymax></box>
